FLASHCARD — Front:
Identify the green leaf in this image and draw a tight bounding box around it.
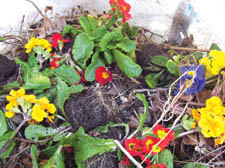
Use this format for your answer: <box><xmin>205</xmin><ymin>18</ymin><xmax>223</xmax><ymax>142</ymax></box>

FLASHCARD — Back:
<box><xmin>0</xmin><ymin>131</ymin><xmax>15</xmax><ymax>159</ymax></box>
<box><xmin>152</xmin><ymin>55</ymin><xmax>169</xmax><ymax>67</ymax></box>
<box><xmin>79</xmin><ymin>16</ymin><xmax>92</xmax><ymax>36</ymax></box>
<box><xmin>87</xmin><ymin>14</ymin><xmax>98</xmax><ymax>32</ymax></box>
<box><xmin>56</xmin><ymin>77</ymin><xmax>83</xmax><ymax>117</ymax></box>
<box><xmin>158</xmin><ymin>149</ymin><xmax>174</xmax><ymax>168</ymax></box>
<box><xmin>123</xmin><ymin>23</ymin><xmax>139</xmax><ymax>39</ymax></box>
<box><xmin>0</xmin><ymin>110</ymin><xmax>7</xmax><ymax>136</ymax></box>
<box><xmin>0</xmin><ymin>81</ymin><xmax>20</xmax><ymax>94</ymax></box>
<box><xmin>145</xmin><ymin>74</ymin><xmax>158</xmax><ymax>88</ymax></box>
<box><xmin>72</xmin><ymin>127</ymin><xmax>116</xmax><ymax>168</ymax></box>
<box><xmin>113</xmin><ymin>49</ymin><xmax>142</xmax><ymax>78</ymax></box>
<box><xmin>14</xmin><ymin>57</ymin><xmax>32</xmax><ymax>82</ymax></box>
<box><xmin>23</xmin><ymin>73</ymin><xmax>51</xmax><ymax>93</ymax></box>
<box><xmin>25</xmin><ymin>125</ymin><xmax>64</xmax><ymax>141</ymax></box>
<box><xmin>193</xmin><ymin>52</ymin><xmax>203</xmax><ymax>61</ymax></box>
<box><xmin>62</xmin><ymin>24</ymin><xmax>81</xmax><ymax>36</ymax></box>
<box><xmin>55</xmin><ymin>64</ymin><xmax>81</xmax><ymax>84</ymax></box>
<box><xmin>41</xmin><ymin>68</ymin><xmax>55</xmax><ymax>77</ymax></box>
<box><xmin>209</xmin><ymin>43</ymin><xmax>221</xmax><ymax>51</ymax></box>
<box><xmin>72</xmin><ymin>32</ymin><xmax>94</xmax><ymax>68</ymax></box>
<box><xmin>100</xmin><ymin>31</ymin><xmax>123</xmax><ymax>51</ymax></box>
<box><xmin>43</xmin><ymin>145</ymin><xmax>65</xmax><ymax>168</ymax></box>
<box><xmin>31</xmin><ymin>145</ymin><xmax>39</xmax><ymax>168</ymax></box>
<box><xmin>183</xmin><ymin>163</ymin><xmax>207</xmax><ymax>168</ymax></box>
<box><xmin>104</xmin><ymin>50</ymin><xmax>114</xmax><ymax>64</ymax></box>
<box><xmin>93</xmin><ymin>25</ymin><xmax>108</xmax><ymax>42</ymax></box>
<box><xmin>0</xmin><ymin>37</ymin><xmax>5</xmax><ymax>41</ymax></box>
<box><xmin>166</xmin><ymin>60</ymin><xmax>179</xmax><ymax>76</ymax></box>
<box><xmin>84</xmin><ymin>52</ymin><xmax>105</xmax><ymax>81</ymax></box>
<box><xmin>116</xmin><ymin>38</ymin><xmax>136</xmax><ymax>53</ymax></box>
<box><xmin>28</xmin><ymin>51</ymin><xmax>40</xmax><ymax>70</ymax></box>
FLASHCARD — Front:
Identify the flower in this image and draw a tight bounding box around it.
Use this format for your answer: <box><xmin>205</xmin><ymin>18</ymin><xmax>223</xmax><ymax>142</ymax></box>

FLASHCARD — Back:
<box><xmin>124</xmin><ymin>138</ymin><xmax>142</xmax><ymax>156</ymax></box>
<box><xmin>148</xmin><ymin>164</ymin><xmax>167</xmax><ymax>168</ymax></box>
<box><xmin>139</xmin><ymin>154</ymin><xmax>151</xmax><ymax>166</ymax></box>
<box><xmin>95</xmin><ymin>66</ymin><xmax>113</xmax><ymax>85</ymax></box>
<box><xmin>153</xmin><ymin>124</ymin><xmax>175</xmax><ymax>147</ymax></box>
<box><xmin>50</xmin><ymin>58</ymin><xmax>61</xmax><ymax>68</ymax></box>
<box><xmin>122</xmin><ymin>12</ymin><xmax>131</xmax><ymax>23</ymax></box>
<box><xmin>199</xmin><ymin>50</ymin><xmax>225</xmax><ymax>77</ymax></box>
<box><xmin>174</xmin><ymin>65</ymin><xmax>206</xmax><ymax>95</ymax></box>
<box><xmin>46</xmin><ymin>104</ymin><xmax>56</xmax><ymax>114</ymax></box>
<box><xmin>118</xmin><ymin>0</ymin><xmax>131</xmax><ymax>14</ymax></box>
<box><xmin>214</xmin><ymin>133</ymin><xmax>225</xmax><ymax>146</ymax></box>
<box><xmin>51</xmin><ymin>33</ymin><xmax>70</xmax><ymax>48</ymax></box>
<box><xmin>31</xmin><ymin>104</ymin><xmax>47</xmax><ymax>122</ymax></box>
<box><xmin>25</xmin><ymin>37</ymin><xmax>52</xmax><ymax>53</ymax></box>
<box><xmin>192</xmin><ymin>109</ymin><xmax>200</xmax><ymax>123</ymax></box>
<box><xmin>5</xmin><ymin>111</ymin><xmax>15</xmax><ymax>118</ymax></box>
<box><xmin>105</xmin><ymin>13</ymin><xmax>111</xmax><ymax>19</ymax></box>
<box><xmin>121</xmin><ymin>156</ymin><xmax>130</xmax><ymax>166</ymax></box>
<box><xmin>142</xmin><ymin>136</ymin><xmax>164</xmax><ymax>155</ymax></box>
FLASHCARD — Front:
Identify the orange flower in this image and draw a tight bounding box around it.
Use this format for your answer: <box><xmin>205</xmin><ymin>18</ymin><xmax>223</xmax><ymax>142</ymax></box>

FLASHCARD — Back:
<box><xmin>192</xmin><ymin>109</ymin><xmax>200</xmax><ymax>123</ymax></box>
<box><xmin>153</xmin><ymin>124</ymin><xmax>175</xmax><ymax>147</ymax></box>
<box><xmin>124</xmin><ymin>138</ymin><xmax>142</xmax><ymax>156</ymax></box>
<box><xmin>95</xmin><ymin>66</ymin><xmax>113</xmax><ymax>85</ymax></box>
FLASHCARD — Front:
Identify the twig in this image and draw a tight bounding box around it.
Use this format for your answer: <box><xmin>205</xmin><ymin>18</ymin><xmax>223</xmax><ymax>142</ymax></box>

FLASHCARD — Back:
<box><xmin>208</xmin><ymin>148</ymin><xmax>225</xmax><ymax>164</ymax></box>
<box><xmin>114</xmin><ymin>140</ymin><xmax>143</xmax><ymax>168</ymax></box>
<box><xmin>178</xmin><ymin>129</ymin><xmax>198</xmax><ymax>138</ymax></box>
<box><xmin>0</xmin><ymin>118</ymin><xmax>28</xmax><ymax>153</ymax></box>
<box><xmin>164</xmin><ymin>45</ymin><xmax>210</xmax><ymax>52</ymax></box>
<box><xmin>25</xmin><ymin>0</ymin><xmax>44</xmax><ymax>18</ymax></box>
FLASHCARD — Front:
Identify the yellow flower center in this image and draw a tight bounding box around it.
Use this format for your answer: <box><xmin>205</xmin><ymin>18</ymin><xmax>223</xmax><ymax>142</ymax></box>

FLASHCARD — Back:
<box><xmin>157</xmin><ymin>130</ymin><xmax>166</xmax><ymax>139</ymax></box>
<box><xmin>128</xmin><ymin>143</ymin><xmax>135</xmax><ymax>150</ymax></box>
<box><xmin>184</xmin><ymin>79</ymin><xmax>193</xmax><ymax>88</ymax></box>
<box><xmin>123</xmin><ymin>6</ymin><xmax>127</xmax><ymax>11</ymax></box>
<box><xmin>102</xmin><ymin>72</ymin><xmax>109</xmax><ymax>79</ymax></box>
<box><xmin>145</xmin><ymin>139</ymin><xmax>153</xmax><ymax>149</ymax></box>
<box><xmin>152</xmin><ymin>145</ymin><xmax>161</xmax><ymax>153</ymax></box>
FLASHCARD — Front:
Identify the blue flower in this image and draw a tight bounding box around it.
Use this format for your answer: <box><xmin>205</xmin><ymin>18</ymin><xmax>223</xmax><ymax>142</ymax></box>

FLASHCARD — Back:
<box><xmin>174</xmin><ymin>65</ymin><xmax>206</xmax><ymax>95</ymax></box>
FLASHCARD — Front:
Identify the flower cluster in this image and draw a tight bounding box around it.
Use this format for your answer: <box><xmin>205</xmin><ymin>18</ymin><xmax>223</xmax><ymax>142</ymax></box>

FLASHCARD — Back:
<box><xmin>192</xmin><ymin>96</ymin><xmax>225</xmax><ymax>145</ymax></box>
<box><xmin>199</xmin><ymin>50</ymin><xmax>225</xmax><ymax>77</ymax></box>
<box><xmin>24</xmin><ymin>37</ymin><xmax>52</xmax><ymax>53</ymax></box>
<box><xmin>95</xmin><ymin>66</ymin><xmax>113</xmax><ymax>85</ymax></box>
<box><xmin>5</xmin><ymin>88</ymin><xmax>56</xmax><ymax>123</ymax></box>
<box><xmin>50</xmin><ymin>53</ymin><xmax>61</xmax><ymax>68</ymax></box>
<box><xmin>109</xmin><ymin>0</ymin><xmax>131</xmax><ymax>23</ymax></box>
<box><xmin>122</xmin><ymin>124</ymin><xmax>174</xmax><ymax>167</ymax></box>
<box><xmin>174</xmin><ymin>65</ymin><xmax>205</xmax><ymax>95</ymax></box>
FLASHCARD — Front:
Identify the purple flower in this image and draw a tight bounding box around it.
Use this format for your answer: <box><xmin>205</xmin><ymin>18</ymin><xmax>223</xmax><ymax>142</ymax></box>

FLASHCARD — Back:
<box><xmin>174</xmin><ymin>65</ymin><xmax>206</xmax><ymax>95</ymax></box>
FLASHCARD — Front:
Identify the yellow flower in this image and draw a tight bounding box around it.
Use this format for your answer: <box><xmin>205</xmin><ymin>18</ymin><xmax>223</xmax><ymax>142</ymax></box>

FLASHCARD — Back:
<box><xmin>23</xmin><ymin>95</ymin><xmax>37</xmax><ymax>103</ymax></box>
<box><xmin>199</xmin><ymin>57</ymin><xmax>213</xmax><ymax>77</ymax></box>
<box><xmin>46</xmin><ymin>104</ymin><xmax>56</xmax><ymax>114</ymax></box>
<box><xmin>31</xmin><ymin>104</ymin><xmax>47</xmax><ymax>122</ymax></box>
<box><xmin>37</xmin><ymin>97</ymin><xmax>49</xmax><ymax>105</ymax></box>
<box><xmin>24</xmin><ymin>37</ymin><xmax>52</xmax><ymax>53</ymax></box>
<box><xmin>214</xmin><ymin>133</ymin><xmax>225</xmax><ymax>146</ymax></box>
<box><xmin>5</xmin><ymin>111</ymin><xmax>15</xmax><ymax>118</ymax></box>
<box><xmin>48</xmin><ymin>115</ymin><xmax>55</xmax><ymax>123</ymax></box>
<box><xmin>6</xmin><ymin>103</ymin><xmax>13</xmax><ymax>111</ymax></box>
<box><xmin>198</xmin><ymin>114</ymin><xmax>224</xmax><ymax>138</ymax></box>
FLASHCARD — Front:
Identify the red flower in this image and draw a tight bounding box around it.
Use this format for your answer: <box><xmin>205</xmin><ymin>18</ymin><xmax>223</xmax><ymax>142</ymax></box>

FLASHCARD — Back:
<box><xmin>148</xmin><ymin>164</ymin><xmax>167</xmax><ymax>168</ymax></box>
<box><xmin>51</xmin><ymin>33</ymin><xmax>70</xmax><ymax>48</ymax></box>
<box><xmin>121</xmin><ymin>156</ymin><xmax>130</xmax><ymax>166</ymax></box>
<box><xmin>153</xmin><ymin>124</ymin><xmax>175</xmax><ymax>147</ymax></box>
<box><xmin>142</xmin><ymin>136</ymin><xmax>165</xmax><ymax>155</ymax></box>
<box><xmin>139</xmin><ymin>154</ymin><xmax>151</xmax><ymax>166</ymax></box>
<box><xmin>105</xmin><ymin>13</ymin><xmax>111</xmax><ymax>19</ymax></box>
<box><xmin>118</xmin><ymin>0</ymin><xmax>131</xmax><ymax>14</ymax></box>
<box><xmin>124</xmin><ymin>138</ymin><xmax>142</xmax><ymax>156</ymax></box>
<box><xmin>109</xmin><ymin>0</ymin><xmax>120</xmax><ymax>5</ymax></box>
<box><xmin>62</xmin><ymin>146</ymin><xmax>74</xmax><ymax>153</ymax></box>
<box><xmin>122</xmin><ymin>12</ymin><xmax>132</xmax><ymax>23</ymax></box>
<box><xmin>95</xmin><ymin>66</ymin><xmax>113</xmax><ymax>85</ymax></box>
<box><xmin>111</xmin><ymin>7</ymin><xmax>116</xmax><ymax>11</ymax></box>
<box><xmin>50</xmin><ymin>58</ymin><xmax>60</xmax><ymax>68</ymax></box>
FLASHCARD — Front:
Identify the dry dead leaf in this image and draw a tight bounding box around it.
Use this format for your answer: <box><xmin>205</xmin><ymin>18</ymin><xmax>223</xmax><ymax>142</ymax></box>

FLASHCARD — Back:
<box><xmin>45</xmin><ymin>6</ymin><xmax>53</xmax><ymax>14</ymax></box>
<box><xmin>43</xmin><ymin>15</ymin><xmax>55</xmax><ymax>34</ymax></box>
<box><xmin>197</xmin><ymin>89</ymin><xmax>212</xmax><ymax>104</ymax></box>
<box><xmin>55</xmin><ymin>14</ymin><xmax>67</xmax><ymax>32</ymax></box>
<box><xmin>128</xmin><ymin>115</ymin><xmax>139</xmax><ymax>128</ymax></box>
<box><xmin>198</xmin><ymin>133</ymin><xmax>207</xmax><ymax>147</ymax></box>
<box><xmin>182</xmin><ymin>134</ymin><xmax>198</xmax><ymax>146</ymax></box>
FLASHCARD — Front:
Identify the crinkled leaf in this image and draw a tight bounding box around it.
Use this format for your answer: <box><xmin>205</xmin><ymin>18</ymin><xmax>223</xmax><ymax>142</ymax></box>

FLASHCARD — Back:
<box><xmin>100</xmin><ymin>31</ymin><xmax>123</xmax><ymax>51</ymax></box>
<box><xmin>0</xmin><ymin>131</ymin><xmax>15</xmax><ymax>159</ymax></box>
<box><xmin>43</xmin><ymin>145</ymin><xmax>65</xmax><ymax>168</ymax></box>
<box><xmin>55</xmin><ymin>64</ymin><xmax>81</xmax><ymax>84</ymax></box>
<box><xmin>0</xmin><ymin>110</ymin><xmax>7</xmax><ymax>136</ymax></box>
<box><xmin>193</xmin><ymin>52</ymin><xmax>203</xmax><ymax>61</ymax></box>
<box><xmin>87</xmin><ymin>14</ymin><xmax>98</xmax><ymax>32</ymax></box>
<box><xmin>183</xmin><ymin>163</ymin><xmax>207</xmax><ymax>168</ymax></box>
<box><xmin>166</xmin><ymin>60</ymin><xmax>179</xmax><ymax>76</ymax></box>
<box><xmin>72</xmin><ymin>32</ymin><xmax>94</xmax><ymax>68</ymax></box>
<box><xmin>104</xmin><ymin>50</ymin><xmax>114</xmax><ymax>64</ymax></box>
<box><xmin>94</xmin><ymin>25</ymin><xmax>108</xmax><ymax>42</ymax></box>
<box><xmin>25</xmin><ymin>125</ymin><xmax>65</xmax><ymax>141</ymax></box>
<box><xmin>145</xmin><ymin>74</ymin><xmax>158</xmax><ymax>88</ymax></box>
<box><xmin>152</xmin><ymin>55</ymin><xmax>169</xmax><ymax>67</ymax></box>
<box><xmin>23</xmin><ymin>73</ymin><xmax>51</xmax><ymax>93</ymax></box>
<box><xmin>31</xmin><ymin>145</ymin><xmax>38</xmax><ymax>168</ymax></box>
<box><xmin>72</xmin><ymin>127</ymin><xmax>116</xmax><ymax>168</ymax></box>
<box><xmin>79</xmin><ymin>16</ymin><xmax>92</xmax><ymax>36</ymax></box>
<box><xmin>41</xmin><ymin>68</ymin><xmax>55</xmax><ymax>77</ymax></box>
<box><xmin>209</xmin><ymin>43</ymin><xmax>221</xmax><ymax>51</ymax></box>
<box><xmin>113</xmin><ymin>49</ymin><xmax>142</xmax><ymax>78</ymax></box>
<box><xmin>62</xmin><ymin>24</ymin><xmax>81</xmax><ymax>36</ymax></box>
<box><xmin>158</xmin><ymin>149</ymin><xmax>174</xmax><ymax>168</ymax></box>
<box><xmin>84</xmin><ymin>52</ymin><xmax>105</xmax><ymax>81</ymax></box>
<box><xmin>0</xmin><ymin>81</ymin><xmax>20</xmax><ymax>94</ymax></box>
<box><xmin>14</xmin><ymin>58</ymin><xmax>32</xmax><ymax>82</ymax></box>
<box><xmin>28</xmin><ymin>51</ymin><xmax>40</xmax><ymax>70</ymax></box>
<box><xmin>123</xmin><ymin>22</ymin><xmax>139</xmax><ymax>39</ymax></box>
<box><xmin>33</xmin><ymin>46</ymin><xmax>51</xmax><ymax>59</ymax></box>
<box><xmin>116</xmin><ymin>38</ymin><xmax>136</xmax><ymax>53</ymax></box>
<box><xmin>56</xmin><ymin>77</ymin><xmax>83</xmax><ymax>117</ymax></box>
